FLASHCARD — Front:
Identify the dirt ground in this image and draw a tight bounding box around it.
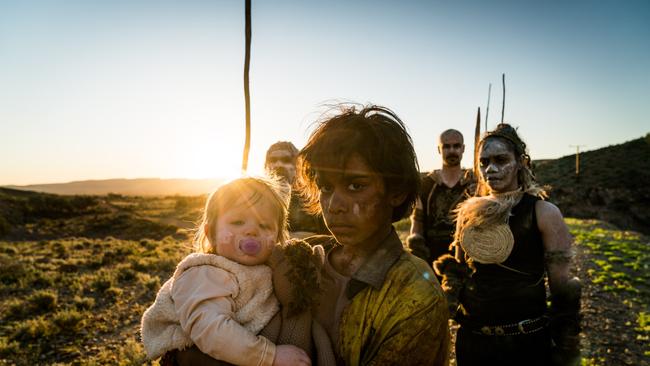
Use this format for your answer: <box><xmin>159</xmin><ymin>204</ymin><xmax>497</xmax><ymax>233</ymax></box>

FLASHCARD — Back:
<box><xmin>573</xmin><ymin>244</ymin><xmax>649</xmax><ymax>365</ymax></box>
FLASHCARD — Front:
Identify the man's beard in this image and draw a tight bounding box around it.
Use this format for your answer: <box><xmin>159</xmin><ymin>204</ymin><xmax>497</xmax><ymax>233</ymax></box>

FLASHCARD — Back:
<box><xmin>444</xmin><ymin>155</ymin><xmax>460</xmax><ymax>166</ymax></box>
<box><xmin>271</xmin><ymin>166</ymin><xmax>295</xmax><ymax>183</ymax></box>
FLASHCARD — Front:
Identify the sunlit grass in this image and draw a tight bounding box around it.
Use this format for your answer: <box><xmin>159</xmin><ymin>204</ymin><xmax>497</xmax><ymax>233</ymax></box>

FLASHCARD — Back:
<box><xmin>567</xmin><ymin>218</ymin><xmax>650</xmax><ymax>359</ymax></box>
<box><xmin>0</xmin><ymin>237</ymin><xmax>191</xmax><ymax>364</ymax></box>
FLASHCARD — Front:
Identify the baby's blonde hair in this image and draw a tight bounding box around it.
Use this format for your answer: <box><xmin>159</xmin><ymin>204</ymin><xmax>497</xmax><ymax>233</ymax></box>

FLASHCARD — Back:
<box><xmin>195</xmin><ymin>176</ymin><xmax>290</xmax><ymax>254</ymax></box>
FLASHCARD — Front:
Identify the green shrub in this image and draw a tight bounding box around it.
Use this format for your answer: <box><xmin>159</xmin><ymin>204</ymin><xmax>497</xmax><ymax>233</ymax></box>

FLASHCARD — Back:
<box><xmin>105</xmin><ymin>286</ymin><xmax>124</xmax><ymax>301</ymax></box>
<box><xmin>91</xmin><ymin>270</ymin><xmax>114</xmax><ymax>292</ymax></box>
<box><xmin>116</xmin><ymin>243</ymin><xmax>137</xmax><ymax>256</ymax></box>
<box><xmin>131</xmin><ymin>257</ymin><xmax>154</xmax><ymax>272</ymax></box>
<box><xmin>30</xmin><ymin>271</ymin><xmax>55</xmax><ymax>288</ymax></box>
<box><xmin>4</xmin><ymin>299</ymin><xmax>28</xmax><ymax>320</ymax></box>
<box><xmin>0</xmin><ymin>336</ymin><xmax>20</xmax><ymax>357</ymax></box>
<box><xmin>27</xmin><ymin>289</ymin><xmax>58</xmax><ymax>313</ymax></box>
<box><xmin>73</xmin><ymin>296</ymin><xmax>95</xmax><ymax>310</ymax></box>
<box><xmin>12</xmin><ymin>316</ymin><xmax>58</xmax><ymax>341</ymax></box>
<box><xmin>0</xmin><ymin>254</ymin><xmax>28</xmax><ymax>285</ymax></box>
<box><xmin>156</xmin><ymin>257</ymin><xmax>178</xmax><ymax>273</ymax></box>
<box><xmin>0</xmin><ymin>244</ymin><xmax>17</xmax><ymax>255</ymax></box>
<box><xmin>86</xmin><ymin>255</ymin><xmax>105</xmax><ymax>269</ymax></box>
<box><xmin>137</xmin><ymin>273</ymin><xmax>161</xmax><ymax>291</ymax></box>
<box><xmin>59</xmin><ymin>261</ymin><xmax>79</xmax><ymax>273</ymax></box>
<box><xmin>49</xmin><ymin>242</ymin><xmax>69</xmax><ymax>258</ymax></box>
<box><xmin>53</xmin><ymin>309</ymin><xmax>85</xmax><ymax>331</ymax></box>
<box><xmin>117</xmin><ymin>267</ymin><xmax>136</xmax><ymax>282</ymax></box>
<box><xmin>116</xmin><ymin>338</ymin><xmax>148</xmax><ymax>366</ymax></box>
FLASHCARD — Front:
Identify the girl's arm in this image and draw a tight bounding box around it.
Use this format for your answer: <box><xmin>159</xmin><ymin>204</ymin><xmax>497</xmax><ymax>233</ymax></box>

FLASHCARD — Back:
<box><xmin>172</xmin><ymin>266</ymin><xmax>276</xmax><ymax>366</ymax></box>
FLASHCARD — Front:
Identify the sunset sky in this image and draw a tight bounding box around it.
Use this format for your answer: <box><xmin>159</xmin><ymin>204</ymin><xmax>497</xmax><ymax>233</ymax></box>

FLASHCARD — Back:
<box><xmin>1</xmin><ymin>0</ymin><xmax>648</xmax><ymax>185</ymax></box>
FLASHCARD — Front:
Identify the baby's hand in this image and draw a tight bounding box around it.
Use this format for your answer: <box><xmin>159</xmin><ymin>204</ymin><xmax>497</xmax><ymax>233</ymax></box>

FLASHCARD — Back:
<box><xmin>273</xmin><ymin>345</ymin><xmax>311</xmax><ymax>366</ymax></box>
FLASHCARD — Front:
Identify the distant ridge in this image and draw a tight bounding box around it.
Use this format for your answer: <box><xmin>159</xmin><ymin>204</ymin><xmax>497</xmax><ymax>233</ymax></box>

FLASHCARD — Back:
<box><xmin>4</xmin><ymin>178</ymin><xmax>225</xmax><ymax>196</ymax></box>
<box><xmin>535</xmin><ymin>134</ymin><xmax>650</xmax><ymax>234</ymax></box>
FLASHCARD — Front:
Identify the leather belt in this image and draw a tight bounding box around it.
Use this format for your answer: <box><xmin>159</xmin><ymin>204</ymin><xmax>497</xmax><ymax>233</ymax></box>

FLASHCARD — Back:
<box><xmin>470</xmin><ymin>316</ymin><xmax>549</xmax><ymax>336</ymax></box>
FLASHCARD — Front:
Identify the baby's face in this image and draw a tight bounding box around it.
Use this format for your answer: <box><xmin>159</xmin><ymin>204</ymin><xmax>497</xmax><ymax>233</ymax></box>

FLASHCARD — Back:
<box><xmin>211</xmin><ymin>197</ymin><xmax>280</xmax><ymax>266</ymax></box>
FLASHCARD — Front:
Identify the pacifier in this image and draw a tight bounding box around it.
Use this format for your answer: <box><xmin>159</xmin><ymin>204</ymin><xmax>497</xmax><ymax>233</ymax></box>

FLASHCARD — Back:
<box><xmin>239</xmin><ymin>238</ymin><xmax>262</xmax><ymax>256</ymax></box>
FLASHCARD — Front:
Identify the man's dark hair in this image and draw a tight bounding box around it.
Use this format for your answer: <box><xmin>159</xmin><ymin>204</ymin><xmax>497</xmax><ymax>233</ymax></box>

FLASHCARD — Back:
<box><xmin>297</xmin><ymin>104</ymin><xmax>420</xmax><ymax>222</ymax></box>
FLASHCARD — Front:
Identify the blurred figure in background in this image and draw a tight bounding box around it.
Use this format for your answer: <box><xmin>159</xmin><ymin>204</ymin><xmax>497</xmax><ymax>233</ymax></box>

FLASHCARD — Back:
<box><xmin>265</xmin><ymin>141</ymin><xmax>327</xmax><ymax>239</ymax></box>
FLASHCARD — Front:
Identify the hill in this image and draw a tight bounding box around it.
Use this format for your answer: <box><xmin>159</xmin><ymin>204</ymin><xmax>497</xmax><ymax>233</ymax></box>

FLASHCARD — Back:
<box><xmin>0</xmin><ymin>188</ymin><xmax>202</xmax><ymax>241</ymax></box>
<box><xmin>535</xmin><ymin>134</ymin><xmax>650</xmax><ymax>234</ymax></box>
<box><xmin>4</xmin><ymin>178</ymin><xmax>224</xmax><ymax>197</ymax></box>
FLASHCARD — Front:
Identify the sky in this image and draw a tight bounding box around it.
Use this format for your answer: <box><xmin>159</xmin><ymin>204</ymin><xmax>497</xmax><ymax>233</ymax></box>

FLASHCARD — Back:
<box><xmin>1</xmin><ymin>0</ymin><xmax>648</xmax><ymax>185</ymax></box>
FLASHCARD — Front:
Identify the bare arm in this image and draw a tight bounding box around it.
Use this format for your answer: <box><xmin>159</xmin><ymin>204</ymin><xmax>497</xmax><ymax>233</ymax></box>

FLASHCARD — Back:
<box><xmin>536</xmin><ymin>200</ymin><xmax>581</xmax><ymax>365</ymax></box>
<box><xmin>406</xmin><ymin>198</ymin><xmax>431</xmax><ymax>261</ymax></box>
<box><xmin>409</xmin><ymin>198</ymin><xmax>424</xmax><ymax>235</ymax></box>
<box><xmin>536</xmin><ymin>200</ymin><xmax>573</xmax><ymax>293</ymax></box>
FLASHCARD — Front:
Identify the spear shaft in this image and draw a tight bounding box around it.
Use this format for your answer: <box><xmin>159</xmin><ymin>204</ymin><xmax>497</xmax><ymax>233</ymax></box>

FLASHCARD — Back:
<box><xmin>501</xmin><ymin>73</ymin><xmax>506</xmax><ymax>124</ymax></box>
<box><xmin>474</xmin><ymin>107</ymin><xmax>481</xmax><ymax>179</ymax></box>
<box><xmin>485</xmin><ymin>83</ymin><xmax>491</xmax><ymax>131</ymax></box>
<box><xmin>241</xmin><ymin>0</ymin><xmax>252</xmax><ymax>173</ymax></box>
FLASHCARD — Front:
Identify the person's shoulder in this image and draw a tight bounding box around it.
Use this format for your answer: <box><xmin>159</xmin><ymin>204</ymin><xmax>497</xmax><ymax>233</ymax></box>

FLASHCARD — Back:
<box><xmin>428</xmin><ymin>170</ymin><xmax>443</xmax><ymax>183</ymax></box>
<box><xmin>461</xmin><ymin>168</ymin><xmax>477</xmax><ymax>184</ymax></box>
<box><xmin>389</xmin><ymin>252</ymin><xmax>445</xmax><ymax>298</ymax></box>
<box><xmin>535</xmin><ymin>199</ymin><xmax>565</xmax><ymax>228</ymax></box>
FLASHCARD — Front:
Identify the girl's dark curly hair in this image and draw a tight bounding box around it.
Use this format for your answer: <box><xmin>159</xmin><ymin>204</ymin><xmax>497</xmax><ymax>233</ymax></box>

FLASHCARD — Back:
<box><xmin>296</xmin><ymin>104</ymin><xmax>420</xmax><ymax>222</ymax></box>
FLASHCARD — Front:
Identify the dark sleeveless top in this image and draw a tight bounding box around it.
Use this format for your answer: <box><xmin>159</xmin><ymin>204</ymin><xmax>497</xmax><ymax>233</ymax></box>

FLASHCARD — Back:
<box><xmin>459</xmin><ymin>194</ymin><xmax>547</xmax><ymax>325</ymax></box>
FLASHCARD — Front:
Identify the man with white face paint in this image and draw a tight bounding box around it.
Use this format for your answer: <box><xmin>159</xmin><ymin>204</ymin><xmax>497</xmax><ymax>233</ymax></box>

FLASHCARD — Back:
<box><xmin>408</xmin><ymin>129</ymin><xmax>476</xmax><ymax>267</ymax></box>
<box><xmin>434</xmin><ymin>124</ymin><xmax>581</xmax><ymax>366</ymax></box>
<box><xmin>265</xmin><ymin>141</ymin><xmax>327</xmax><ymax>238</ymax></box>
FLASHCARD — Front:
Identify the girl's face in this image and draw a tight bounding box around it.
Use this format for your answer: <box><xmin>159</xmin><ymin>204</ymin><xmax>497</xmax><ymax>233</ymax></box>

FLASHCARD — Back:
<box><xmin>208</xmin><ymin>194</ymin><xmax>280</xmax><ymax>266</ymax></box>
<box><xmin>479</xmin><ymin>138</ymin><xmax>520</xmax><ymax>194</ymax></box>
<box><xmin>316</xmin><ymin>154</ymin><xmax>400</xmax><ymax>250</ymax></box>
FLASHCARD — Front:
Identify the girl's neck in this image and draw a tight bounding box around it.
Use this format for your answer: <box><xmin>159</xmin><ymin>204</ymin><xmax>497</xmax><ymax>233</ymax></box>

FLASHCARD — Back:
<box><xmin>331</xmin><ymin>225</ymin><xmax>392</xmax><ymax>277</ymax></box>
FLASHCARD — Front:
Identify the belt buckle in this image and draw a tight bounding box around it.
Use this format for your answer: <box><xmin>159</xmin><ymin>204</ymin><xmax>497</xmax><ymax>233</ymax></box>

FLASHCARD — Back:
<box><xmin>517</xmin><ymin>319</ymin><xmax>532</xmax><ymax>334</ymax></box>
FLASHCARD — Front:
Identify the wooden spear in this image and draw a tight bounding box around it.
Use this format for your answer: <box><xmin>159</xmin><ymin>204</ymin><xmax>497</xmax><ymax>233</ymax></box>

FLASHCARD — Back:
<box><xmin>501</xmin><ymin>73</ymin><xmax>506</xmax><ymax>124</ymax></box>
<box><xmin>241</xmin><ymin>0</ymin><xmax>252</xmax><ymax>173</ymax></box>
<box><xmin>485</xmin><ymin>83</ymin><xmax>491</xmax><ymax>131</ymax></box>
<box><xmin>474</xmin><ymin>107</ymin><xmax>481</xmax><ymax>179</ymax></box>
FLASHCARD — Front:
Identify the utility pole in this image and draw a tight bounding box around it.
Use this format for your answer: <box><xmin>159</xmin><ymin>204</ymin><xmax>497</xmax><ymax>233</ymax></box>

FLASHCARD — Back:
<box><xmin>569</xmin><ymin>145</ymin><xmax>586</xmax><ymax>175</ymax></box>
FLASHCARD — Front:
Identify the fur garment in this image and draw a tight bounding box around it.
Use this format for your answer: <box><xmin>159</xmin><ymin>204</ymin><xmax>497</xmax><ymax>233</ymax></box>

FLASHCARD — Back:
<box><xmin>140</xmin><ymin>253</ymin><xmax>279</xmax><ymax>360</ymax></box>
<box><xmin>452</xmin><ymin>190</ymin><xmax>523</xmax><ymax>264</ymax></box>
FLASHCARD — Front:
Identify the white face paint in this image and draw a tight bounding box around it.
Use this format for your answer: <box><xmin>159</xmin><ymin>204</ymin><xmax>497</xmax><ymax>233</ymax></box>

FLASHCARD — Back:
<box><xmin>317</xmin><ymin>154</ymin><xmax>395</xmax><ymax>249</ymax></box>
<box><xmin>353</xmin><ymin>203</ymin><xmax>360</xmax><ymax>216</ymax></box>
<box><xmin>217</xmin><ymin>231</ymin><xmax>235</xmax><ymax>244</ymax></box>
<box><xmin>213</xmin><ymin>195</ymin><xmax>280</xmax><ymax>266</ymax></box>
<box><xmin>479</xmin><ymin>138</ymin><xmax>520</xmax><ymax>193</ymax></box>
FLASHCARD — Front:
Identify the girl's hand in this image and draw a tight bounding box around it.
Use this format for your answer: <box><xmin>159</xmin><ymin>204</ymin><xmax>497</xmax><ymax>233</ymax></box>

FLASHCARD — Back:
<box><xmin>273</xmin><ymin>345</ymin><xmax>311</xmax><ymax>366</ymax></box>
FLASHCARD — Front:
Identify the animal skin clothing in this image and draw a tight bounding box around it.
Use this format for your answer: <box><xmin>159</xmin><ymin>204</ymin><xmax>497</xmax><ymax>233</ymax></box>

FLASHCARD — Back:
<box><xmin>415</xmin><ymin>169</ymin><xmax>475</xmax><ymax>264</ymax></box>
<box><xmin>141</xmin><ymin>253</ymin><xmax>279</xmax><ymax>365</ymax></box>
<box><xmin>310</xmin><ymin>230</ymin><xmax>450</xmax><ymax>366</ymax></box>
